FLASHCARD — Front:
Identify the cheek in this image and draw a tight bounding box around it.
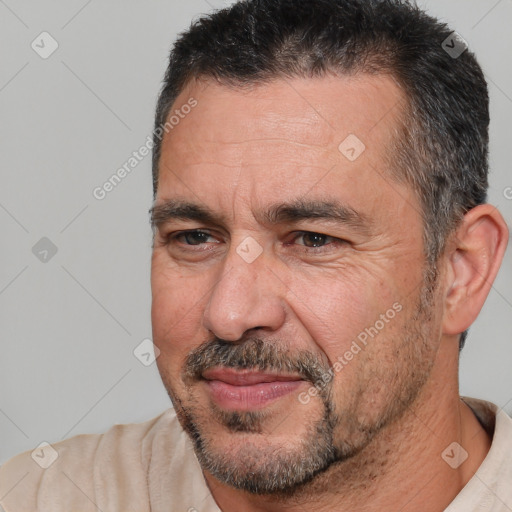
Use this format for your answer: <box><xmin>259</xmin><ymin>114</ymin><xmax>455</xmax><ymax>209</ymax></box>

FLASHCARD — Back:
<box><xmin>285</xmin><ymin>267</ymin><xmax>398</xmax><ymax>361</ymax></box>
<box><xmin>151</xmin><ymin>261</ymin><xmax>207</xmax><ymax>359</ymax></box>
<box><xmin>152</xmin><ymin>296</ymin><xmax>205</xmax><ymax>389</ymax></box>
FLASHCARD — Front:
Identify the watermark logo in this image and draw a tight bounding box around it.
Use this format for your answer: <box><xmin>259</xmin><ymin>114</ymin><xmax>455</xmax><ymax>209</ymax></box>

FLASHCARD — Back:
<box><xmin>31</xmin><ymin>441</ymin><xmax>59</xmax><ymax>469</ymax></box>
<box><xmin>442</xmin><ymin>32</ymin><xmax>468</xmax><ymax>59</ymax></box>
<box><xmin>92</xmin><ymin>98</ymin><xmax>198</xmax><ymax>201</ymax></box>
<box><xmin>31</xmin><ymin>32</ymin><xmax>59</xmax><ymax>59</ymax></box>
<box><xmin>338</xmin><ymin>134</ymin><xmax>366</xmax><ymax>162</ymax></box>
<box><xmin>133</xmin><ymin>338</ymin><xmax>160</xmax><ymax>366</ymax></box>
<box><xmin>441</xmin><ymin>441</ymin><xmax>468</xmax><ymax>469</ymax></box>
<box><xmin>236</xmin><ymin>236</ymin><xmax>263</xmax><ymax>264</ymax></box>
<box><xmin>32</xmin><ymin>237</ymin><xmax>58</xmax><ymax>263</ymax></box>
<box><xmin>504</xmin><ymin>187</ymin><xmax>512</xmax><ymax>200</ymax></box>
<box><xmin>299</xmin><ymin>302</ymin><xmax>403</xmax><ymax>404</ymax></box>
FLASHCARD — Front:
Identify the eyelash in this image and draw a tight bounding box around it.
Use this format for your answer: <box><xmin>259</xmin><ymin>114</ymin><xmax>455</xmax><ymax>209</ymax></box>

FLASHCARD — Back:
<box><xmin>164</xmin><ymin>229</ymin><xmax>345</xmax><ymax>252</ymax></box>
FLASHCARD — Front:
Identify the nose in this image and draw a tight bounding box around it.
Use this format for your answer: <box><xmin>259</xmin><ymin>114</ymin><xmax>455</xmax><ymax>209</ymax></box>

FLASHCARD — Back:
<box><xmin>202</xmin><ymin>243</ymin><xmax>286</xmax><ymax>341</ymax></box>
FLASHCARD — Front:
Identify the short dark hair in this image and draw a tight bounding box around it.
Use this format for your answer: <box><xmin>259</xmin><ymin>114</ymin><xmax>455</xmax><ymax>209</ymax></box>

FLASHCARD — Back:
<box><xmin>153</xmin><ymin>0</ymin><xmax>490</xmax><ymax>350</ymax></box>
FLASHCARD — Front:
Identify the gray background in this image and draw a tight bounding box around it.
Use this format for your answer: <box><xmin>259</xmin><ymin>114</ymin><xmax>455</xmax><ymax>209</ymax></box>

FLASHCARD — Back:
<box><xmin>0</xmin><ymin>0</ymin><xmax>510</xmax><ymax>465</ymax></box>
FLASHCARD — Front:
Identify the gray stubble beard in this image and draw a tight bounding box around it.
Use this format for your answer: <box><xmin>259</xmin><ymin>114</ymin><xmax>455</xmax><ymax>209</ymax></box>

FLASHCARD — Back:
<box><xmin>162</xmin><ymin>270</ymin><xmax>440</xmax><ymax>496</ymax></box>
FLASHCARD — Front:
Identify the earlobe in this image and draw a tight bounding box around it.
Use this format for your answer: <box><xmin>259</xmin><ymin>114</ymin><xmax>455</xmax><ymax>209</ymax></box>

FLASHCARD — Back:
<box><xmin>442</xmin><ymin>204</ymin><xmax>509</xmax><ymax>336</ymax></box>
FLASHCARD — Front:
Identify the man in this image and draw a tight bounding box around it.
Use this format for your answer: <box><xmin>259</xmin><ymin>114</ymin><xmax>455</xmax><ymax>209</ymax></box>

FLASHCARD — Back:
<box><xmin>1</xmin><ymin>0</ymin><xmax>510</xmax><ymax>510</ymax></box>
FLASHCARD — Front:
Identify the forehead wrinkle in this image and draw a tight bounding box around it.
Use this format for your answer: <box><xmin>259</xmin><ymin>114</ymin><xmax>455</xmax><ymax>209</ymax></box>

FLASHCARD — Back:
<box><xmin>174</xmin><ymin>137</ymin><xmax>332</xmax><ymax>169</ymax></box>
<box><xmin>196</xmin><ymin>137</ymin><xmax>329</xmax><ymax>150</ymax></box>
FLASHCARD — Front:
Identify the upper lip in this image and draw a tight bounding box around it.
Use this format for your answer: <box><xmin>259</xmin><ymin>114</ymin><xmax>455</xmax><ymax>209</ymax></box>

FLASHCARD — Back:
<box><xmin>202</xmin><ymin>367</ymin><xmax>303</xmax><ymax>386</ymax></box>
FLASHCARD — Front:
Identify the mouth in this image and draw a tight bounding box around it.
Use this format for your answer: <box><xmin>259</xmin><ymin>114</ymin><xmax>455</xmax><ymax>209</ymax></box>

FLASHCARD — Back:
<box><xmin>201</xmin><ymin>367</ymin><xmax>305</xmax><ymax>411</ymax></box>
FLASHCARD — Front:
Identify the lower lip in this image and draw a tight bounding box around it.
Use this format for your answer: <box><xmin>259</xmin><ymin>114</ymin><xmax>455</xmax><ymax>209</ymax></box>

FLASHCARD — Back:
<box><xmin>204</xmin><ymin>379</ymin><xmax>304</xmax><ymax>410</ymax></box>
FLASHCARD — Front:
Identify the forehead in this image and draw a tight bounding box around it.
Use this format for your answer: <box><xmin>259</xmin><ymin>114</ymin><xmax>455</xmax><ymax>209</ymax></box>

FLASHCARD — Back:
<box><xmin>170</xmin><ymin>73</ymin><xmax>403</xmax><ymax>143</ymax></box>
<box><xmin>156</xmin><ymin>74</ymin><xmax>414</xmax><ymax>222</ymax></box>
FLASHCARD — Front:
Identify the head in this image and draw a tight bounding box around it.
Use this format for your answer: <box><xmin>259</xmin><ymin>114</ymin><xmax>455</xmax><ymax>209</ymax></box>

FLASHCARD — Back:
<box><xmin>150</xmin><ymin>0</ymin><xmax>507</xmax><ymax>497</ymax></box>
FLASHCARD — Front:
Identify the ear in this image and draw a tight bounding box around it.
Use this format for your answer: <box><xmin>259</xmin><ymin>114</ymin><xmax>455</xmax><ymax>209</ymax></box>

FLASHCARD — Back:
<box><xmin>442</xmin><ymin>204</ymin><xmax>509</xmax><ymax>336</ymax></box>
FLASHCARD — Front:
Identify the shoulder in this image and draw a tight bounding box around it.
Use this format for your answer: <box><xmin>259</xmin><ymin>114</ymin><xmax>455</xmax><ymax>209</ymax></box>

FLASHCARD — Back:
<box><xmin>0</xmin><ymin>409</ymin><xmax>179</xmax><ymax>512</ymax></box>
<box><xmin>447</xmin><ymin>398</ymin><xmax>512</xmax><ymax>511</ymax></box>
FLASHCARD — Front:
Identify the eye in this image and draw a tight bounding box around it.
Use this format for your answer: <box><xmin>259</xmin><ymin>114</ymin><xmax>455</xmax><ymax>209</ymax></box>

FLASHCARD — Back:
<box><xmin>164</xmin><ymin>229</ymin><xmax>220</xmax><ymax>248</ymax></box>
<box><xmin>174</xmin><ymin>230</ymin><xmax>216</xmax><ymax>245</ymax></box>
<box><xmin>291</xmin><ymin>231</ymin><xmax>340</xmax><ymax>248</ymax></box>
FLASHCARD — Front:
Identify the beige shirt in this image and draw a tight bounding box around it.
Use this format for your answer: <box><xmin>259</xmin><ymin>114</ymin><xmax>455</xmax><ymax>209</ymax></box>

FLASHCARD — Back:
<box><xmin>0</xmin><ymin>398</ymin><xmax>510</xmax><ymax>512</ymax></box>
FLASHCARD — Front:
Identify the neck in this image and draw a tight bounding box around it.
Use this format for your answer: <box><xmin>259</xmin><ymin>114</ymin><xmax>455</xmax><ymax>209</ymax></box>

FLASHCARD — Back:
<box><xmin>204</xmin><ymin>339</ymin><xmax>491</xmax><ymax>512</ymax></box>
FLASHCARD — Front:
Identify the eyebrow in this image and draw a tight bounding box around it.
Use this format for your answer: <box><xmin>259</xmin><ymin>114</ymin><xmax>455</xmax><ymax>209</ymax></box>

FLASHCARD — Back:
<box><xmin>150</xmin><ymin>198</ymin><xmax>370</xmax><ymax>232</ymax></box>
<box><xmin>262</xmin><ymin>199</ymin><xmax>370</xmax><ymax>231</ymax></box>
<box><xmin>150</xmin><ymin>201</ymin><xmax>226</xmax><ymax>229</ymax></box>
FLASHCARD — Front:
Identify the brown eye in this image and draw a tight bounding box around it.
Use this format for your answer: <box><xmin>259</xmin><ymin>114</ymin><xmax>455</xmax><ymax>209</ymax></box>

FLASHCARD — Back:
<box><xmin>300</xmin><ymin>233</ymin><xmax>330</xmax><ymax>248</ymax></box>
<box><xmin>294</xmin><ymin>232</ymin><xmax>338</xmax><ymax>248</ymax></box>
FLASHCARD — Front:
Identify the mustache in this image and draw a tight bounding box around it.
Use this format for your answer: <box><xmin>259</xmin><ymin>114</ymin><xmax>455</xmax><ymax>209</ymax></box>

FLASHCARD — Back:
<box><xmin>183</xmin><ymin>337</ymin><xmax>330</xmax><ymax>386</ymax></box>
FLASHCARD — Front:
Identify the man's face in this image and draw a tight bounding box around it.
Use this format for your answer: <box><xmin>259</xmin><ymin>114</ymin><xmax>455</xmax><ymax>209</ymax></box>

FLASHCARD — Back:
<box><xmin>151</xmin><ymin>75</ymin><xmax>443</xmax><ymax>494</ymax></box>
